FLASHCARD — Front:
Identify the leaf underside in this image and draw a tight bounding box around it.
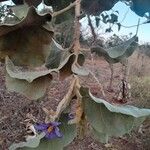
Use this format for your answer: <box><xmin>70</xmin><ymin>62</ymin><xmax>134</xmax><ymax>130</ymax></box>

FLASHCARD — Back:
<box><xmin>80</xmin><ymin>87</ymin><xmax>150</xmax><ymax>143</ymax></box>
<box><xmin>91</xmin><ymin>35</ymin><xmax>138</xmax><ymax>64</ymax></box>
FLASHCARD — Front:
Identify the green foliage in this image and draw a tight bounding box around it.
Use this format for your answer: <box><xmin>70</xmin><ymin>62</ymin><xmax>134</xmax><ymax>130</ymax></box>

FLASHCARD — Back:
<box><xmin>5</xmin><ymin>39</ymin><xmax>86</xmax><ymax>99</ymax></box>
<box><xmin>91</xmin><ymin>35</ymin><xmax>138</xmax><ymax>64</ymax></box>
<box><xmin>80</xmin><ymin>87</ymin><xmax>150</xmax><ymax>143</ymax></box>
<box><xmin>9</xmin><ymin>132</ymin><xmax>45</xmax><ymax>150</ymax></box>
<box><xmin>11</xmin><ymin>3</ymin><xmax>29</xmax><ymax>19</ymax></box>
<box><xmin>0</xmin><ymin>6</ymin><xmax>87</xmax><ymax>99</ymax></box>
<box><xmin>0</xmin><ymin>6</ymin><xmax>53</xmax><ymax>99</ymax></box>
<box><xmin>107</xmin><ymin>35</ymin><xmax>138</xmax><ymax>59</ymax></box>
<box><xmin>10</xmin><ymin>114</ymin><xmax>77</xmax><ymax>150</ymax></box>
<box><xmin>0</xmin><ymin>7</ymin><xmax>53</xmax><ymax>66</ymax></box>
<box><xmin>0</xmin><ymin>1</ymin><xmax>150</xmax><ymax>149</ymax></box>
<box><xmin>5</xmin><ymin>57</ymin><xmax>52</xmax><ymax>100</ymax></box>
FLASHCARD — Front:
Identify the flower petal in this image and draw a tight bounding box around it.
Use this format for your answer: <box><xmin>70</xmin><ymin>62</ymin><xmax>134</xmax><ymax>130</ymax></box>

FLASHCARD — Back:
<box><xmin>54</xmin><ymin>127</ymin><xmax>63</xmax><ymax>138</ymax></box>
<box><xmin>34</xmin><ymin>123</ymin><xmax>48</xmax><ymax>131</ymax></box>
<box><xmin>45</xmin><ymin>130</ymin><xmax>57</xmax><ymax>140</ymax></box>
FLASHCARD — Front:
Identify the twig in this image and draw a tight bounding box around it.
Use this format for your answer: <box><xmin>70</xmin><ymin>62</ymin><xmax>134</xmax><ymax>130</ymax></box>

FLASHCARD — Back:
<box><xmin>88</xmin><ymin>70</ymin><xmax>106</xmax><ymax>97</ymax></box>
<box><xmin>135</xmin><ymin>19</ymin><xmax>140</xmax><ymax>35</ymax></box>
<box><xmin>52</xmin><ymin>2</ymin><xmax>76</xmax><ymax>17</ymax></box>
<box><xmin>87</xmin><ymin>15</ymin><xmax>97</xmax><ymax>42</ymax></box>
<box><xmin>109</xmin><ymin>63</ymin><xmax>114</xmax><ymax>90</ymax></box>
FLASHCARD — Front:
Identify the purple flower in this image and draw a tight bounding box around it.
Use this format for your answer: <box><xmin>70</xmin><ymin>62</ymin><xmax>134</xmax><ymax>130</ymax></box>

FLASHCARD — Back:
<box><xmin>34</xmin><ymin>122</ymin><xmax>63</xmax><ymax>140</ymax></box>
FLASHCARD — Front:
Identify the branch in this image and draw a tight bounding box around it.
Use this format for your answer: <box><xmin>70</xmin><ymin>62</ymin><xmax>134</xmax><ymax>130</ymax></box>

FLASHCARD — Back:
<box><xmin>87</xmin><ymin>15</ymin><xmax>97</xmax><ymax>42</ymax></box>
<box><xmin>73</xmin><ymin>0</ymin><xmax>81</xmax><ymax>55</ymax></box>
<box><xmin>52</xmin><ymin>2</ymin><xmax>76</xmax><ymax>17</ymax></box>
<box><xmin>88</xmin><ymin>70</ymin><xmax>106</xmax><ymax>97</ymax></box>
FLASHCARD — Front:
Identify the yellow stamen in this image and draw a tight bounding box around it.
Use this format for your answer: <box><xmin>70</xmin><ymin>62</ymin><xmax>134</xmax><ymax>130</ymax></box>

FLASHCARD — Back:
<box><xmin>47</xmin><ymin>126</ymin><xmax>53</xmax><ymax>133</ymax></box>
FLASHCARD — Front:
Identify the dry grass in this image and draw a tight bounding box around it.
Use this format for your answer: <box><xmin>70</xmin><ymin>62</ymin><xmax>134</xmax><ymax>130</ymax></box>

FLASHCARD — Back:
<box><xmin>129</xmin><ymin>51</ymin><xmax>150</xmax><ymax>77</ymax></box>
<box><xmin>129</xmin><ymin>76</ymin><xmax>150</xmax><ymax>108</ymax></box>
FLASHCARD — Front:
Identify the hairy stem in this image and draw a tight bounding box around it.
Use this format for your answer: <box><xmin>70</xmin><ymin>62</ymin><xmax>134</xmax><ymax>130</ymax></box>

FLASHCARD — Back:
<box><xmin>73</xmin><ymin>0</ymin><xmax>81</xmax><ymax>56</ymax></box>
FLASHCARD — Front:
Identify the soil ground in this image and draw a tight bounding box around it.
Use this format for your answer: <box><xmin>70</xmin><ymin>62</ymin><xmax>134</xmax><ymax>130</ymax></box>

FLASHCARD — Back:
<box><xmin>0</xmin><ymin>52</ymin><xmax>150</xmax><ymax>150</ymax></box>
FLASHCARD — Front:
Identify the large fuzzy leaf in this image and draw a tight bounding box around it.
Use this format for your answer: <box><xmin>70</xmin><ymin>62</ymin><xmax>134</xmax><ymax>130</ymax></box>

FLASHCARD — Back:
<box><xmin>91</xmin><ymin>46</ymin><xmax>120</xmax><ymax>64</ymax></box>
<box><xmin>45</xmin><ymin>39</ymin><xmax>65</xmax><ymax>69</ymax></box>
<box><xmin>80</xmin><ymin>87</ymin><xmax>150</xmax><ymax>142</ymax></box>
<box><xmin>0</xmin><ymin>6</ymin><xmax>53</xmax><ymax>67</ymax></box>
<box><xmin>6</xmin><ymin>57</ymin><xmax>52</xmax><ymax>83</ymax></box>
<box><xmin>5</xmin><ymin>52</ymin><xmax>85</xmax><ymax>99</ymax></box>
<box><xmin>5</xmin><ymin>57</ymin><xmax>53</xmax><ymax>100</ymax></box>
<box><xmin>0</xmin><ymin>6</ymin><xmax>52</xmax><ymax>36</ymax></box>
<box><xmin>45</xmin><ymin>41</ymin><xmax>86</xmax><ymax>78</ymax></box>
<box><xmin>107</xmin><ymin>36</ymin><xmax>138</xmax><ymax>59</ymax></box>
<box><xmin>6</xmin><ymin>73</ymin><xmax>52</xmax><ymax>100</ymax></box>
<box><xmin>11</xmin><ymin>4</ymin><xmax>29</xmax><ymax>19</ymax></box>
<box><xmin>91</xmin><ymin>36</ymin><xmax>138</xmax><ymax>64</ymax></box>
<box><xmin>9</xmin><ymin>132</ymin><xmax>45</xmax><ymax>150</ymax></box>
<box><xmin>5</xmin><ymin>53</ymin><xmax>73</xmax><ymax>99</ymax></box>
<box><xmin>11</xmin><ymin>114</ymin><xmax>77</xmax><ymax>150</ymax></box>
<box><xmin>91</xmin><ymin>128</ymin><xmax>108</xmax><ymax>143</ymax></box>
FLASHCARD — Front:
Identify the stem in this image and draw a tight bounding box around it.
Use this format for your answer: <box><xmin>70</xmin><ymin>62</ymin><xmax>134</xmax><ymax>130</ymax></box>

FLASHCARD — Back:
<box><xmin>89</xmin><ymin>70</ymin><xmax>106</xmax><ymax>97</ymax></box>
<box><xmin>87</xmin><ymin>15</ymin><xmax>97</xmax><ymax>43</ymax></box>
<box><xmin>122</xmin><ymin>59</ymin><xmax>128</xmax><ymax>81</ymax></box>
<box><xmin>109</xmin><ymin>63</ymin><xmax>114</xmax><ymax>89</ymax></box>
<box><xmin>73</xmin><ymin>0</ymin><xmax>81</xmax><ymax>55</ymax></box>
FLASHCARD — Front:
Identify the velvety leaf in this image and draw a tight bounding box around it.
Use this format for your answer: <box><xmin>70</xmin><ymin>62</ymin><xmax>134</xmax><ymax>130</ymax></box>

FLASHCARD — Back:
<box><xmin>91</xmin><ymin>46</ymin><xmax>121</xmax><ymax>64</ymax></box>
<box><xmin>0</xmin><ymin>7</ymin><xmax>53</xmax><ymax>67</ymax></box>
<box><xmin>91</xmin><ymin>128</ymin><xmax>108</xmax><ymax>143</ymax></box>
<box><xmin>5</xmin><ymin>56</ymin><xmax>53</xmax><ymax>99</ymax></box>
<box><xmin>11</xmin><ymin>4</ymin><xmax>29</xmax><ymax>19</ymax></box>
<box><xmin>80</xmin><ymin>87</ymin><xmax>150</xmax><ymax>142</ymax></box>
<box><xmin>9</xmin><ymin>132</ymin><xmax>45</xmax><ymax>150</ymax></box>
<box><xmin>107</xmin><ymin>36</ymin><xmax>138</xmax><ymax>59</ymax></box>
<box><xmin>6</xmin><ymin>73</ymin><xmax>52</xmax><ymax>100</ymax></box>
<box><xmin>6</xmin><ymin>57</ymin><xmax>52</xmax><ymax>83</ymax></box>
<box><xmin>45</xmin><ymin>39</ymin><xmax>65</xmax><ymax>69</ymax></box>
<box><xmin>46</xmin><ymin>47</ymin><xmax>85</xmax><ymax>79</ymax></box>
<box><xmin>91</xmin><ymin>35</ymin><xmax>138</xmax><ymax>63</ymax></box>
<box><xmin>5</xmin><ymin>51</ymin><xmax>84</xmax><ymax>99</ymax></box>
<box><xmin>19</xmin><ymin>114</ymin><xmax>76</xmax><ymax>150</ymax></box>
<box><xmin>0</xmin><ymin>7</ymin><xmax>52</xmax><ymax>36</ymax></box>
